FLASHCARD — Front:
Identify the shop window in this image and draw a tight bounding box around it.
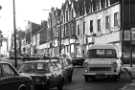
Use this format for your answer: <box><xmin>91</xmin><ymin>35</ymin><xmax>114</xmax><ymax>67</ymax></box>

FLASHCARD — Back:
<box><xmin>123</xmin><ymin>46</ymin><xmax>130</xmax><ymax>64</ymax></box>
<box><xmin>132</xmin><ymin>47</ymin><xmax>135</xmax><ymax>64</ymax></box>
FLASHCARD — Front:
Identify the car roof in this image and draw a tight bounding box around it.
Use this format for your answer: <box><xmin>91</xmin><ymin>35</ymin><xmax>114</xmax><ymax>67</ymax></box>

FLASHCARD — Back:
<box><xmin>88</xmin><ymin>44</ymin><xmax>117</xmax><ymax>50</ymax></box>
<box><xmin>24</xmin><ymin>60</ymin><xmax>51</xmax><ymax>63</ymax></box>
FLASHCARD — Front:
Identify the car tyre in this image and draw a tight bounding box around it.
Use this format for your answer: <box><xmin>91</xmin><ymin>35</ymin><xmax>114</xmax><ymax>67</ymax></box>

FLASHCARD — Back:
<box><xmin>84</xmin><ymin>76</ymin><xmax>89</xmax><ymax>82</ymax></box>
<box><xmin>68</xmin><ymin>73</ymin><xmax>73</xmax><ymax>83</ymax></box>
<box><xmin>57</xmin><ymin>79</ymin><xmax>64</xmax><ymax>90</ymax></box>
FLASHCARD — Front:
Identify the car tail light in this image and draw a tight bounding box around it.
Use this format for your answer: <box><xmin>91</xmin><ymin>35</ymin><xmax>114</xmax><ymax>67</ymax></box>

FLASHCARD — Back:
<box><xmin>83</xmin><ymin>62</ymin><xmax>88</xmax><ymax>68</ymax></box>
<box><xmin>84</xmin><ymin>69</ymin><xmax>89</xmax><ymax>73</ymax></box>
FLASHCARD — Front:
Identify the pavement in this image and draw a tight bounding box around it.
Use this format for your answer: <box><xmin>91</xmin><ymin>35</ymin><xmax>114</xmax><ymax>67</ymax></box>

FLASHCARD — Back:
<box><xmin>120</xmin><ymin>80</ymin><xmax>135</xmax><ymax>90</ymax></box>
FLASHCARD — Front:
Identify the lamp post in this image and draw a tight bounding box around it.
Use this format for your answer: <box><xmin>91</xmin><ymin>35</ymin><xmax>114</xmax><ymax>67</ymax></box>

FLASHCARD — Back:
<box><xmin>13</xmin><ymin>0</ymin><xmax>17</xmax><ymax>68</ymax></box>
<box><xmin>59</xmin><ymin>21</ymin><xmax>62</xmax><ymax>55</ymax></box>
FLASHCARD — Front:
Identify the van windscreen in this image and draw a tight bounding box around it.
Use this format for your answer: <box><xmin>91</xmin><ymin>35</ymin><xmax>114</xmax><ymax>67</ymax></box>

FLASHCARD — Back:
<box><xmin>87</xmin><ymin>49</ymin><xmax>117</xmax><ymax>58</ymax></box>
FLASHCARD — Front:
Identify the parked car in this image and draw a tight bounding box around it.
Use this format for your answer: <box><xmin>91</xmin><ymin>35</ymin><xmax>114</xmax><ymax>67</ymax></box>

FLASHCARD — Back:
<box><xmin>0</xmin><ymin>61</ymin><xmax>33</xmax><ymax>90</ymax></box>
<box><xmin>72</xmin><ymin>57</ymin><xmax>85</xmax><ymax>66</ymax></box>
<box><xmin>18</xmin><ymin>60</ymin><xmax>64</xmax><ymax>90</ymax></box>
<box><xmin>83</xmin><ymin>44</ymin><xmax>122</xmax><ymax>82</ymax></box>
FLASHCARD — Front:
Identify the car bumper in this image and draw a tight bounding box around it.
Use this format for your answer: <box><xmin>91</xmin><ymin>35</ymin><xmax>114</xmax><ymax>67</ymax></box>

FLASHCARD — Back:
<box><xmin>83</xmin><ymin>72</ymin><xmax>119</xmax><ymax>76</ymax></box>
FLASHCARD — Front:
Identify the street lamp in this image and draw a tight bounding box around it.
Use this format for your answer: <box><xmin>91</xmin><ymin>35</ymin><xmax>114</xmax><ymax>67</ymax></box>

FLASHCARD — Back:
<box><xmin>0</xmin><ymin>6</ymin><xmax>2</xmax><ymax>10</ymax></box>
<box><xmin>13</xmin><ymin>0</ymin><xmax>17</xmax><ymax>68</ymax></box>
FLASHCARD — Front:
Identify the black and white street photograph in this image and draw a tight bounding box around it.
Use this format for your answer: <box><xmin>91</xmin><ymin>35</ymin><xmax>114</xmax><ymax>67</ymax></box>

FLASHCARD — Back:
<box><xmin>0</xmin><ymin>0</ymin><xmax>135</xmax><ymax>90</ymax></box>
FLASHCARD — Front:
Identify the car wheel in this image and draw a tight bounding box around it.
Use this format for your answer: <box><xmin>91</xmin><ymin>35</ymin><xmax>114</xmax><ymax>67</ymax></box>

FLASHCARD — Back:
<box><xmin>57</xmin><ymin>79</ymin><xmax>64</xmax><ymax>90</ymax></box>
<box><xmin>18</xmin><ymin>84</ymin><xmax>27</xmax><ymax>90</ymax></box>
<box><xmin>45</xmin><ymin>81</ymin><xmax>50</xmax><ymax>90</ymax></box>
<box><xmin>84</xmin><ymin>76</ymin><xmax>89</xmax><ymax>82</ymax></box>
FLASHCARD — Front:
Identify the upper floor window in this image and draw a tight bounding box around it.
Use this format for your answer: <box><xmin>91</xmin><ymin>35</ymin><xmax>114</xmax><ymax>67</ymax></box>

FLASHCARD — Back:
<box><xmin>78</xmin><ymin>25</ymin><xmax>80</xmax><ymax>35</ymax></box>
<box><xmin>66</xmin><ymin>10</ymin><xmax>68</xmax><ymax>22</ymax></box>
<box><xmin>90</xmin><ymin>20</ymin><xmax>93</xmax><ymax>33</ymax></box>
<box><xmin>72</xmin><ymin>9</ymin><xmax>74</xmax><ymax>18</ymax></box>
<box><xmin>114</xmin><ymin>12</ymin><xmax>119</xmax><ymax>27</ymax></box>
<box><xmin>105</xmin><ymin>15</ymin><xmax>110</xmax><ymax>30</ymax></box>
<box><xmin>83</xmin><ymin>22</ymin><xmax>85</xmax><ymax>34</ymax></box>
<box><xmin>101</xmin><ymin>0</ymin><xmax>106</xmax><ymax>9</ymax></box>
<box><xmin>97</xmin><ymin>19</ymin><xmax>101</xmax><ymax>32</ymax></box>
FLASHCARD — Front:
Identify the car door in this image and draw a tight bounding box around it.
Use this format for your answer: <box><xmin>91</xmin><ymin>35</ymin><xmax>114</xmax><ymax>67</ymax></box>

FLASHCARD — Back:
<box><xmin>0</xmin><ymin>63</ymin><xmax>24</xmax><ymax>90</ymax></box>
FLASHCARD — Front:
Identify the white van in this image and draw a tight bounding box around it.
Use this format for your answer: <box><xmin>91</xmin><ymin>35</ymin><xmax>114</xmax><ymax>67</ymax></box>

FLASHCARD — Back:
<box><xmin>83</xmin><ymin>44</ymin><xmax>122</xmax><ymax>81</ymax></box>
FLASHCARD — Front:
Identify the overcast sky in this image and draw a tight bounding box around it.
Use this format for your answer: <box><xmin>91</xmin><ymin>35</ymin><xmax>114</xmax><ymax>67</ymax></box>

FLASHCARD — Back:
<box><xmin>0</xmin><ymin>0</ymin><xmax>65</xmax><ymax>37</ymax></box>
<box><xmin>0</xmin><ymin>0</ymin><xmax>65</xmax><ymax>53</ymax></box>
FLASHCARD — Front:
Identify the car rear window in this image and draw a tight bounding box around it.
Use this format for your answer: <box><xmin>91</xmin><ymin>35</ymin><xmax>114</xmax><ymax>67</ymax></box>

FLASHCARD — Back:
<box><xmin>20</xmin><ymin>62</ymin><xmax>50</xmax><ymax>74</ymax></box>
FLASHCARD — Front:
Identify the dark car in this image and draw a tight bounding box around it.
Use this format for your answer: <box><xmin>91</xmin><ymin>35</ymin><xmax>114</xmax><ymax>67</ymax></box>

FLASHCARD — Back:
<box><xmin>0</xmin><ymin>61</ymin><xmax>33</xmax><ymax>90</ymax></box>
<box><xmin>72</xmin><ymin>57</ymin><xmax>85</xmax><ymax>66</ymax></box>
<box><xmin>18</xmin><ymin>60</ymin><xmax>64</xmax><ymax>90</ymax></box>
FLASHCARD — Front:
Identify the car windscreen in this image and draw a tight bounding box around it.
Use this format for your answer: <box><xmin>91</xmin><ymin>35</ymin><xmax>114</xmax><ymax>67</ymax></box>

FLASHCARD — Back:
<box><xmin>87</xmin><ymin>49</ymin><xmax>117</xmax><ymax>58</ymax></box>
<box><xmin>20</xmin><ymin>62</ymin><xmax>50</xmax><ymax>74</ymax></box>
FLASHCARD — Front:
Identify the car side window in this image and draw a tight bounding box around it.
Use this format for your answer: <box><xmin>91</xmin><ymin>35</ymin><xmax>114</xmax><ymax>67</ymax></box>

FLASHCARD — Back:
<box><xmin>1</xmin><ymin>64</ymin><xmax>16</xmax><ymax>76</ymax></box>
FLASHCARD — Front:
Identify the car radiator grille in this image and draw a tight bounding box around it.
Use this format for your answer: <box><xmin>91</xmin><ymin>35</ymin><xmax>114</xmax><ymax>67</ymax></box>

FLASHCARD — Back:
<box><xmin>89</xmin><ymin>67</ymin><xmax>111</xmax><ymax>72</ymax></box>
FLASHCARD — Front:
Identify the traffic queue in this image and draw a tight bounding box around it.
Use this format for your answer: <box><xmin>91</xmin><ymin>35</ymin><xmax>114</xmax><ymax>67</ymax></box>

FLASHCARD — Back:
<box><xmin>0</xmin><ymin>54</ymin><xmax>73</xmax><ymax>90</ymax></box>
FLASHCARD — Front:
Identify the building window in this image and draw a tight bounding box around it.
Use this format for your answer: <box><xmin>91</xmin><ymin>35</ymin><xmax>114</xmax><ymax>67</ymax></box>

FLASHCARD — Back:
<box><xmin>101</xmin><ymin>0</ymin><xmax>105</xmax><ymax>9</ymax></box>
<box><xmin>105</xmin><ymin>15</ymin><xmax>110</xmax><ymax>30</ymax></box>
<box><xmin>78</xmin><ymin>25</ymin><xmax>80</xmax><ymax>35</ymax></box>
<box><xmin>97</xmin><ymin>19</ymin><xmax>101</xmax><ymax>32</ymax></box>
<box><xmin>83</xmin><ymin>22</ymin><xmax>85</xmax><ymax>34</ymax></box>
<box><xmin>114</xmin><ymin>12</ymin><xmax>119</xmax><ymax>27</ymax></box>
<box><xmin>72</xmin><ymin>9</ymin><xmax>74</xmax><ymax>18</ymax></box>
<box><xmin>90</xmin><ymin>20</ymin><xmax>93</xmax><ymax>33</ymax></box>
<box><xmin>66</xmin><ymin>11</ymin><xmax>68</xmax><ymax>22</ymax></box>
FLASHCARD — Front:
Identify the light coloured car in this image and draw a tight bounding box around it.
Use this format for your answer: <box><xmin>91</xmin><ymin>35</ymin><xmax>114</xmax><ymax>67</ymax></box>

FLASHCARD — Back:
<box><xmin>83</xmin><ymin>44</ymin><xmax>122</xmax><ymax>81</ymax></box>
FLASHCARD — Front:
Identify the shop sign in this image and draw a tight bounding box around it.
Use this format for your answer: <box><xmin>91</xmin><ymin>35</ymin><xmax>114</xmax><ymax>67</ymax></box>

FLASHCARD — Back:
<box><xmin>124</xmin><ymin>30</ymin><xmax>130</xmax><ymax>41</ymax></box>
